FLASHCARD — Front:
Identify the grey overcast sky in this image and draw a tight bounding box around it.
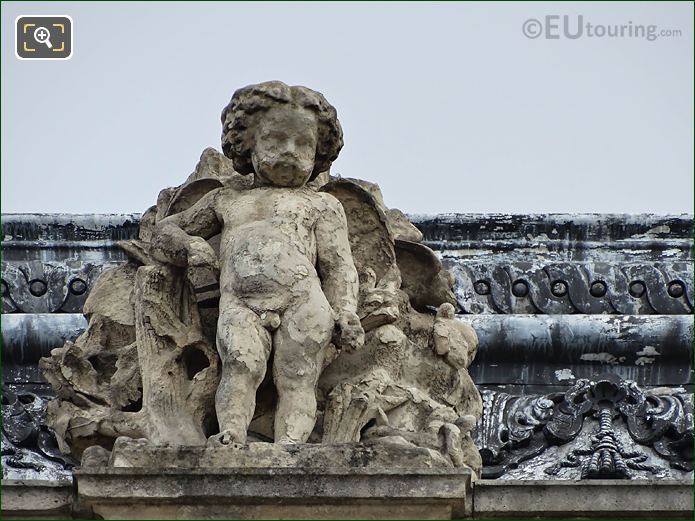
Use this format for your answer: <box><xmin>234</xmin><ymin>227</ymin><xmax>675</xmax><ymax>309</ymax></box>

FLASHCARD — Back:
<box><xmin>1</xmin><ymin>1</ymin><xmax>693</xmax><ymax>215</ymax></box>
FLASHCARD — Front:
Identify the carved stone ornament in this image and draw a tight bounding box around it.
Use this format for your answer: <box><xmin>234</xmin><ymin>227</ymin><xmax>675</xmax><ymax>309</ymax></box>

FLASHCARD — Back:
<box><xmin>1</xmin><ymin>385</ymin><xmax>75</xmax><ymax>480</ymax></box>
<box><xmin>39</xmin><ymin>81</ymin><xmax>483</xmax><ymax>475</ymax></box>
<box><xmin>449</xmin><ymin>261</ymin><xmax>693</xmax><ymax>315</ymax></box>
<box><xmin>475</xmin><ymin>373</ymin><xmax>693</xmax><ymax>479</ymax></box>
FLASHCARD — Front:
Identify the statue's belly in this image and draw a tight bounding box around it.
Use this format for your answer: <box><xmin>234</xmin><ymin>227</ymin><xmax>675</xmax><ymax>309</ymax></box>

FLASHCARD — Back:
<box><xmin>220</xmin><ymin>229</ymin><xmax>318</xmax><ymax>310</ymax></box>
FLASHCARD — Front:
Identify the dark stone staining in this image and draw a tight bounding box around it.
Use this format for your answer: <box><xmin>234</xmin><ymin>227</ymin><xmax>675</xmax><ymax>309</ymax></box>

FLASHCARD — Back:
<box><xmin>589</xmin><ymin>281</ymin><xmax>607</xmax><ymax>298</ymax></box>
<box><xmin>668</xmin><ymin>281</ymin><xmax>685</xmax><ymax>298</ymax></box>
<box><xmin>2</xmin><ymin>215</ymin><xmax>140</xmax><ymax>242</ymax></box>
<box><xmin>551</xmin><ymin>280</ymin><xmax>568</xmax><ymax>297</ymax></box>
<box><xmin>474</xmin><ymin>280</ymin><xmax>490</xmax><ymax>295</ymax></box>
<box><xmin>465</xmin><ymin>314</ymin><xmax>694</xmax><ymax>386</ymax></box>
<box><xmin>450</xmin><ymin>259</ymin><xmax>693</xmax><ymax>315</ymax></box>
<box><xmin>2</xmin><ymin>262</ymin><xmax>107</xmax><ymax>313</ymax></box>
<box><xmin>347</xmin><ymin>444</ymin><xmax>377</xmax><ymax>467</ymax></box>
<box><xmin>476</xmin><ymin>375</ymin><xmax>693</xmax><ymax>479</ymax></box>
<box><xmin>6</xmin><ymin>215</ymin><xmax>693</xmax><ymax>316</ymax></box>
<box><xmin>2</xmin><ymin>315</ymin><xmax>88</xmax><ymax>367</ymax></box>
<box><xmin>629</xmin><ymin>281</ymin><xmax>646</xmax><ymax>298</ymax></box>
<box><xmin>69</xmin><ymin>278</ymin><xmax>87</xmax><ymax>296</ymax></box>
<box><xmin>2</xmin><ymin>212</ymin><xmax>693</xmax><ymax>480</ymax></box>
<box><xmin>420</xmin><ymin>213</ymin><xmax>693</xmax><ymax>316</ymax></box>
<box><xmin>511</xmin><ymin>280</ymin><xmax>529</xmax><ymax>298</ymax></box>
<box><xmin>28</xmin><ymin>280</ymin><xmax>47</xmax><ymax>297</ymax></box>
<box><xmin>411</xmin><ymin>214</ymin><xmax>694</xmax><ymax>253</ymax></box>
<box><xmin>1</xmin><ymin>385</ymin><xmax>76</xmax><ymax>473</ymax></box>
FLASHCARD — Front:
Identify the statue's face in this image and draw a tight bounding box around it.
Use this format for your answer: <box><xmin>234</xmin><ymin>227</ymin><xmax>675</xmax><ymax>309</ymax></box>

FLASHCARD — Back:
<box><xmin>251</xmin><ymin>105</ymin><xmax>318</xmax><ymax>187</ymax></box>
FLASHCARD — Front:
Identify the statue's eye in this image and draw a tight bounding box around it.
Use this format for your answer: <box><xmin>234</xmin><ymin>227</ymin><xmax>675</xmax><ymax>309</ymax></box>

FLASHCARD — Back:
<box><xmin>264</xmin><ymin>130</ymin><xmax>287</xmax><ymax>141</ymax></box>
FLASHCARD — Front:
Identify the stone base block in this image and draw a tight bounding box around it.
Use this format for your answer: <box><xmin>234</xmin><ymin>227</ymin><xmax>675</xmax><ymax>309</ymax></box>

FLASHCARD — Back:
<box><xmin>75</xmin><ymin>467</ymin><xmax>472</xmax><ymax>520</ymax></box>
<box><xmin>474</xmin><ymin>479</ymin><xmax>694</xmax><ymax>519</ymax></box>
<box><xmin>0</xmin><ymin>479</ymin><xmax>73</xmax><ymax>520</ymax></box>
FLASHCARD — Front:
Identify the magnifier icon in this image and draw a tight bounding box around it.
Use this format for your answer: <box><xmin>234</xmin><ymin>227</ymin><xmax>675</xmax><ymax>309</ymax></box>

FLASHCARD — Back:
<box><xmin>33</xmin><ymin>26</ymin><xmax>53</xmax><ymax>49</ymax></box>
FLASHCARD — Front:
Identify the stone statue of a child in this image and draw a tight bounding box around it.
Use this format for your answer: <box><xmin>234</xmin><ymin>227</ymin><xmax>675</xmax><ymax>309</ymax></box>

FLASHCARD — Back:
<box><xmin>151</xmin><ymin>81</ymin><xmax>364</xmax><ymax>445</ymax></box>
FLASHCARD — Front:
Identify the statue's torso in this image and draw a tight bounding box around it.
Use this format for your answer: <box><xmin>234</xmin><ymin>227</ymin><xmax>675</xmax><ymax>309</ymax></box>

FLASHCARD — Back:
<box><xmin>215</xmin><ymin>186</ymin><xmax>330</xmax><ymax>310</ymax></box>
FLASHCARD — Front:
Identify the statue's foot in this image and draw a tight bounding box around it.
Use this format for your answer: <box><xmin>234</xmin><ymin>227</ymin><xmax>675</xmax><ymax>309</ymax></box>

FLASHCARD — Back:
<box><xmin>207</xmin><ymin>429</ymin><xmax>245</xmax><ymax>447</ymax></box>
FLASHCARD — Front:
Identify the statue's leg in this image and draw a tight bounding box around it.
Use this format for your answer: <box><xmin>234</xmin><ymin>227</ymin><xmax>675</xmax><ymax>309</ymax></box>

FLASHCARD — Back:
<box><xmin>273</xmin><ymin>286</ymin><xmax>334</xmax><ymax>443</ymax></box>
<box><xmin>213</xmin><ymin>298</ymin><xmax>271</xmax><ymax>445</ymax></box>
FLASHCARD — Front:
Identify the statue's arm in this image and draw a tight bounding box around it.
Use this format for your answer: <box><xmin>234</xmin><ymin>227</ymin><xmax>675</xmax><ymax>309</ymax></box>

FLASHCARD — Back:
<box><xmin>316</xmin><ymin>195</ymin><xmax>359</xmax><ymax>314</ymax></box>
<box><xmin>316</xmin><ymin>195</ymin><xmax>364</xmax><ymax>350</ymax></box>
<box><xmin>150</xmin><ymin>188</ymin><xmax>223</xmax><ymax>271</ymax></box>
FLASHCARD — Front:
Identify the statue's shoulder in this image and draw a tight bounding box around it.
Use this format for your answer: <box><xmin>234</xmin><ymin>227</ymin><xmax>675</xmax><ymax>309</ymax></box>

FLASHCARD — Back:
<box><xmin>311</xmin><ymin>190</ymin><xmax>345</xmax><ymax>218</ymax></box>
<box><xmin>216</xmin><ymin>184</ymin><xmax>243</xmax><ymax>197</ymax></box>
<box><xmin>214</xmin><ymin>184</ymin><xmax>253</xmax><ymax>200</ymax></box>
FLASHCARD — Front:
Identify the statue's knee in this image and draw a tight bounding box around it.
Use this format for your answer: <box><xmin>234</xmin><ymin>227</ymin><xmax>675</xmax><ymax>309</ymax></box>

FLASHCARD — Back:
<box><xmin>274</xmin><ymin>363</ymin><xmax>319</xmax><ymax>393</ymax></box>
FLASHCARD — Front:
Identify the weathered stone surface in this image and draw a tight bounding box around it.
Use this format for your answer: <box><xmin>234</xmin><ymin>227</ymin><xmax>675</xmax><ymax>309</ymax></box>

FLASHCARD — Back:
<box><xmin>37</xmin><ymin>80</ymin><xmax>482</xmax><ymax>475</ymax></box>
<box><xmin>0</xmin><ymin>479</ymin><xmax>73</xmax><ymax>519</ymax></box>
<box><xmin>473</xmin><ymin>479</ymin><xmax>694</xmax><ymax>519</ymax></box>
<box><xmin>2</xmin><ymin>85</ymin><xmax>692</xmax><ymax>518</ymax></box>
<box><xmin>411</xmin><ymin>213</ymin><xmax>694</xmax><ymax>259</ymax></box>
<box><xmin>75</xmin><ymin>466</ymin><xmax>472</xmax><ymax>520</ymax></box>
<box><xmin>448</xmin><ymin>259</ymin><xmax>693</xmax><ymax>315</ymax></box>
<box><xmin>462</xmin><ymin>314</ymin><xmax>694</xmax><ymax>386</ymax></box>
<box><xmin>105</xmin><ymin>437</ymin><xmax>451</xmax><ymax>469</ymax></box>
<box><xmin>5</xmin><ymin>474</ymin><xmax>693</xmax><ymax>520</ymax></box>
<box><xmin>474</xmin><ymin>375</ymin><xmax>693</xmax><ymax>480</ymax></box>
<box><xmin>1</xmin><ymin>386</ymin><xmax>74</xmax><ymax>482</ymax></box>
<box><xmin>2</xmin><ymin>261</ymin><xmax>107</xmax><ymax>314</ymax></box>
<box><xmin>87</xmin><ymin>502</ymin><xmax>462</xmax><ymax>521</ymax></box>
<box><xmin>154</xmin><ymin>83</ymin><xmax>362</xmax><ymax>446</ymax></box>
<box><xmin>5</xmin><ymin>213</ymin><xmax>692</xmax><ymax>316</ymax></box>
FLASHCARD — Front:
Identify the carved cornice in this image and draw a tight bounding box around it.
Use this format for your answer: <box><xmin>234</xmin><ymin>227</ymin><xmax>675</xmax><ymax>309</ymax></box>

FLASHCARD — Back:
<box><xmin>3</xmin><ymin>214</ymin><xmax>692</xmax><ymax>315</ymax></box>
<box><xmin>4</xmin><ymin>259</ymin><xmax>692</xmax><ymax>315</ymax></box>
<box><xmin>411</xmin><ymin>213</ymin><xmax>693</xmax><ymax>254</ymax></box>
<box><xmin>2</xmin><ymin>261</ymin><xmax>109</xmax><ymax>313</ymax></box>
<box><xmin>448</xmin><ymin>261</ymin><xmax>693</xmax><ymax>315</ymax></box>
<box><xmin>2</xmin><ymin>213</ymin><xmax>140</xmax><ymax>243</ymax></box>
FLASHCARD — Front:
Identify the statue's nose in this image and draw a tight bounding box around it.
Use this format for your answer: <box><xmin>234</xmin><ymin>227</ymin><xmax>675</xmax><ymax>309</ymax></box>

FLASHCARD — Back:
<box><xmin>281</xmin><ymin>139</ymin><xmax>297</xmax><ymax>155</ymax></box>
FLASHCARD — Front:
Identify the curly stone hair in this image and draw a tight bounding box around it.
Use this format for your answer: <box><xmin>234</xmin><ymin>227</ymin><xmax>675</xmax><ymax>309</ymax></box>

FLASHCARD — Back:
<box><xmin>221</xmin><ymin>81</ymin><xmax>344</xmax><ymax>181</ymax></box>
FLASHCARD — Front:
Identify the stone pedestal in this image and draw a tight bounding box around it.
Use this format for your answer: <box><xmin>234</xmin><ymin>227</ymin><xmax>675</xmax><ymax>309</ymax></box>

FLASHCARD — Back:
<box><xmin>75</xmin><ymin>467</ymin><xmax>472</xmax><ymax>520</ymax></box>
<box><xmin>72</xmin><ymin>441</ymin><xmax>472</xmax><ymax>519</ymax></box>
